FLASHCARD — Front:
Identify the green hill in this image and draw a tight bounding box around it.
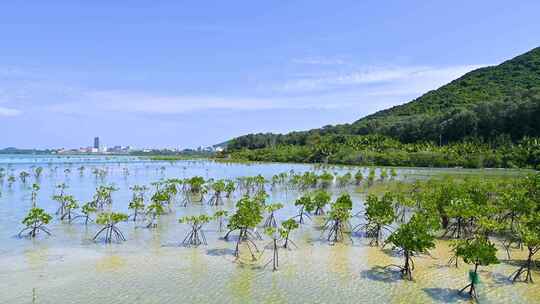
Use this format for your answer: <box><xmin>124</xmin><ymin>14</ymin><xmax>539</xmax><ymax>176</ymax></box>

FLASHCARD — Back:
<box><xmin>230</xmin><ymin>47</ymin><xmax>540</xmax><ymax>147</ymax></box>
<box><xmin>226</xmin><ymin>47</ymin><xmax>540</xmax><ymax>169</ymax></box>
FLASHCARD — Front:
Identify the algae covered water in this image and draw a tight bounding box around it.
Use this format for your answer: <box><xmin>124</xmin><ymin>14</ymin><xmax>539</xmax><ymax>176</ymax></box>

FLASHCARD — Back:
<box><xmin>0</xmin><ymin>155</ymin><xmax>538</xmax><ymax>303</ymax></box>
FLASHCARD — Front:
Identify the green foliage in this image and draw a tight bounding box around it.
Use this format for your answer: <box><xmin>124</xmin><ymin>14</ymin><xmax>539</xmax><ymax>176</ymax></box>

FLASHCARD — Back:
<box><xmin>281</xmin><ymin>218</ymin><xmax>299</xmax><ymax>233</ymax></box>
<box><xmin>22</xmin><ymin>207</ymin><xmax>52</xmax><ymax>227</ymax></box>
<box><xmin>227</xmin><ymin>196</ymin><xmax>264</xmax><ymax>230</ymax></box>
<box><xmin>354</xmin><ymin>170</ymin><xmax>363</xmax><ymax>184</ymax></box>
<box><xmin>337</xmin><ymin>172</ymin><xmax>352</xmax><ymax>187</ymax></box>
<box><xmin>253</xmin><ymin>189</ymin><xmax>269</xmax><ymax>205</ymax></box>
<box><xmin>211</xmin><ymin>180</ymin><xmax>226</xmax><ymax>193</ymax></box>
<box><xmin>332</xmin><ymin>193</ymin><xmax>353</xmax><ymax>213</ymax></box>
<box><xmin>266</xmin><ymin>203</ymin><xmax>284</xmax><ymax>213</ymax></box>
<box><xmin>319</xmin><ymin>171</ymin><xmax>334</xmax><ymax>188</ymax></box>
<box><xmin>147</xmin><ymin>200</ymin><xmax>165</xmax><ymax>216</ymax></box>
<box><xmin>96</xmin><ymin>212</ymin><xmax>128</xmax><ymax>225</ymax></box>
<box><xmin>295</xmin><ymin>194</ymin><xmax>315</xmax><ymax>213</ymax></box>
<box><xmin>280</xmin><ymin>218</ymin><xmax>299</xmax><ymax>248</ymax></box>
<box><xmin>214</xmin><ymin>210</ymin><xmax>229</xmax><ymax>218</ymax></box>
<box><xmin>187</xmin><ymin>176</ymin><xmax>205</xmax><ymax>192</ymax></box>
<box><xmin>179</xmin><ymin>214</ymin><xmax>213</xmax><ymax>225</ymax></box>
<box><xmin>224</xmin><ymin>180</ymin><xmax>236</xmax><ymax>196</ymax></box>
<box><xmin>151</xmin><ymin>189</ymin><xmax>170</xmax><ymax>206</ymax></box>
<box><xmin>312</xmin><ymin>189</ymin><xmax>331</xmax><ymax>214</ymax></box>
<box><xmin>19</xmin><ymin>171</ymin><xmax>30</xmax><ymax>183</ymax></box>
<box><xmin>322</xmin><ymin>193</ymin><xmax>353</xmax><ymax>243</ymax></box>
<box><xmin>365</xmin><ymin>193</ymin><xmax>395</xmax><ymax>227</ymax></box>
<box><xmin>517</xmin><ymin>213</ymin><xmax>540</xmax><ymax>249</ymax></box>
<box><xmin>128</xmin><ymin>196</ymin><xmax>145</xmax><ymax>211</ymax></box>
<box><xmin>82</xmin><ymin>202</ymin><xmax>97</xmax><ymax>215</ymax></box>
<box><xmin>386</xmin><ymin>214</ymin><xmax>436</xmax><ymax>256</ymax></box>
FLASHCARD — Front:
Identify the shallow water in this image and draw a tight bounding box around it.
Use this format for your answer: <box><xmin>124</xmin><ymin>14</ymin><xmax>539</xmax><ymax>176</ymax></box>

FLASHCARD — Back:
<box><xmin>0</xmin><ymin>155</ymin><xmax>538</xmax><ymax>303</ymax></box>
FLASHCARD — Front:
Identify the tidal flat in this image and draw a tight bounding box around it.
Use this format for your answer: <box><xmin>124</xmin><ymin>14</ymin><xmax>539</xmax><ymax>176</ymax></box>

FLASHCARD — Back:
<box><xmin>0</xmin><ymin>155</ymin><xmax>538</xmax><ymax>303</ymax></box>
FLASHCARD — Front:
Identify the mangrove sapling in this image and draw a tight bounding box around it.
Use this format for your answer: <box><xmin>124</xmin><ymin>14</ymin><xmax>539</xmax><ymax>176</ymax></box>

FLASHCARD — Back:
<box><xmin>254</xmin><ymin>174</ymin><xmax>266</xmax><ymax>193</ymax></box>
<box><xmin>19</xmin><ymin>184</ymin><xmax>53</xmax><ymax>238</ymax></box>
<box><xmin>73</xmin><ymin>202</ymin><xmax>96</xmax><ymax>224</ymax></box>
<box><xmin>271</xmin><ymin>174</ymin><xmax>281</xmax><ymax>189</ymax></box>
<box><xmin>280</xmin><ymin>218</ymin><xmax>299</xmax><ymax>249</ymax></box>
<box><xmin>509</xmin><ymin>213</ymin><xmax>540</xmax><ymax>283</ymax></box>
<box><xmin>455</xmin><ymin>237</ymin><xmax>499</xmax><ymax>300</ymax></box>
<box><xmin>180</xmin><ymin>187</ymin><xmax>193</xmax><ymax>207</ymax></box>
<box><xmin>380</xmin><ymin>168</ymin><xmax>388</xmax><ymax>181</ymax></box>
<box><xmin>128</xmin><ymin>196</ymin><xmax>145</xmax><ymax>222</ymax></box>
<box><xmin>337</xmin><ymin>172</ymin><xmax>352</xmax><ymax>188</ymax></box>
<box><xmin>179</xmin><ymin>214</ymin><xmax>212</xmax><ymax>247</ymax></box>
<box><xmin>263</xmin><ymin>227</ymin><xmax>280</xmax><ymax>271</ymax></box>
<box><xmin>93</xmin><ymin>212</ymin><xmax>128</xmax><ymax>243</ymax></box>
<box><xmin>224</xmin><ymin>180</ymin><xmax>236</xmax><ymax>198</ymax></box>
<box><xmin>312</xmin><ymin>189</ymin><xmax>331</xmax><ymax>215</ymax></box>
<box><xmin>163</xmin><ymin>179</ymin><xmax>180</xmax><ymax>208</ymax></box>
<box><xmin>30</xmin><ymin>183</ymin><xmax>39</xmax><ymax>205</ymax></box>
<box><xmin>129</xmin><ymin>185</ymin><xmax>148</xmax><ymax>201</ymax></box>
<box><xmin>7</xmin><ymin>175</ymin><xmax>15</xmax><ymax>188</ymax></box>
<box><xmin>52</xmin><ymin>193</ymin><xmax>69</xmax><ymax>218</ymax></box>
<box><xmin>294</xmin><ymin>194</ymin><xmax>314</xmax><ymax>224</ymax></box>
<box><xmin>56</xmin><ymin>182</ymin><xmax>68</xmax><ymax>197</ymax></box>
<box><xmin>263</xmin><ymin>203</ymin><xmax>283</xmax><ymax>228</ymax></box>
<box><xmin>19</xmin><ymin>171</ymin><xmax>30</xmax><ymax>183</ymax></box>
<box><xmin>93</xmin><ymin>185</ymin><xmax>118</xmax><ymax>209</ymax></box>
<box><xmin>188</xmin><ymin>176</ymin><xmax>206</xmax><ymax>202</ymax></box>
<box><xmin>145</xmin><ymin>199</ymin><xmax>166</xmax><ymax>228</ymax></box>
<box><xmin>390</xmin><ymin>168</ymin><xmax>397</xmax><ymax>180</ymax></box>
<box><xmin>207</xmin><ymin>180</ymin><xmax>226</xmax><ymax>206</ymax></box>
<box><xmin>384</xmin><ymin>214</ymin><xmax>437</xmax><ymax>280</ymax></box>
<box><xmin>359</xmin><ymin>193</ymin><xmax>395</xmax><ymax>246</ymax></box>
<box><xmin>33</xmin><ymin>167</ymin><xmax>43</xmax><ymax>179</ymax></box>
<box><xmin>322</xmin><ymin>194</ymin><xmax>353</xmax><ymax>244</ymax></box>
<box><xmin>224</xmin><ymin>196</ymin><xmax>264</xmax><ymax>259</ymax></box>
<box><xmin>354</xmin><ymin>170</ymin><xmax>363</xmax><ymax>185</ymax></box>
<box><xmin>499</xmin><ymin>185</ymin><xmax>533</xmax><ymax>233</ymax></box>
<box><xmin>442</xmin><ymin>198</ymin><xmax>479</xmax><ymax>239</ymax></box>
<box><xmin>253</xmin><ymin>189</ymin><xmax>269</xmax><ymax>206</ymax></box>
<box><xmin>19</xmin><ymin>208</ymin><xmax>53</xmax><ymax>238</ymax></box>
<box><xmin>59</xmin><ymin>195</ymin><xmax>79</xmax><ymax>223</ymax></box>
<box><xmin>150</xmin><ymin>189</ymin><xmax>171</xmax><ymax>214</ymax></box>
<box><xmin>214</xmin><ymin>210</ymin><xmax>229</xmax><ymax>232</ymax></box>
<box><xmin>367</xmin><ymin>168</ymin><xmax>376</xmax><ymax>186</ymax></box>
<box><xmin>319</xmin><ymin>172</ymin><xmax>334</xmax><ymax>189</ymax></box>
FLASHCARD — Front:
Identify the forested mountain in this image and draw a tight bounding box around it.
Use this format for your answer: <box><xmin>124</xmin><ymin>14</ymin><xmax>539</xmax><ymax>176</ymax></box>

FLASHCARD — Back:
<box><xmin>225</xmin><ymin>47</ymin><xmax>540</xmax><ymax>169</ymax></box>
<box><xmin>229</xmin><ymin>47</ymin><xmax>540</xmax><ymax>150</ymax></box>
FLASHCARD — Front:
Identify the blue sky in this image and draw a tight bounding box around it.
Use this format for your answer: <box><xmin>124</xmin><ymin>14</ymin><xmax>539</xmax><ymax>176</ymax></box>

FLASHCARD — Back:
<box><xmin>1</xmin><ymin>1</ymin><xmax>539</xmax><ymax>149</ymax></box>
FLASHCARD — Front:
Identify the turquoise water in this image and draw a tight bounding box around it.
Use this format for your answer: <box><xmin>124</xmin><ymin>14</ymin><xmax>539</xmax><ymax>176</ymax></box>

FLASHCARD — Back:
<box><xmin>0</xmin><ymin>155</ymin><xmax>538</xmax><ymax>303</ymax></box>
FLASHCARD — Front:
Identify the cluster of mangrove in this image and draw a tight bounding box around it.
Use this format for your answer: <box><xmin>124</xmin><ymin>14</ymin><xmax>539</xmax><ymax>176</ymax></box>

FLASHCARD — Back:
<box><xmin>4</xmin><ymin>162</ymin><xmax>540</xmax><ymax>301</ymax></box>
<box><xmin>226</xmin><ymin>134</ymin><xmax>540</xmax><ymax>169</ymax></box>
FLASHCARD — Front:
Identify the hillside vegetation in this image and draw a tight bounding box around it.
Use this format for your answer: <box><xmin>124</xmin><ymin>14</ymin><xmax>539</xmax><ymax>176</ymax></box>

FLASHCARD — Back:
<box><xmin>226</xmin><ymin>47</ymin><xmax>540</xmax><ymax>169</ymax></box>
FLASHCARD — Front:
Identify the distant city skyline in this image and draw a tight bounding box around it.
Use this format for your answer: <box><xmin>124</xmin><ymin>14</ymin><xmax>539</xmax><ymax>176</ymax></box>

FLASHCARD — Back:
<box><xmin>1</xmin><ymin>1</ymin><xmax>539</xmax><ymax>148</ymax></box>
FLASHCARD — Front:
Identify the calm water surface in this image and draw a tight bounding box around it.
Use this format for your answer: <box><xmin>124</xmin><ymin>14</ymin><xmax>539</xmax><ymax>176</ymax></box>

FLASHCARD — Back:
<box><xmin>0</xmin><ymin>155</ymin><xmax>538</xmax><ymax>303</ymax></box>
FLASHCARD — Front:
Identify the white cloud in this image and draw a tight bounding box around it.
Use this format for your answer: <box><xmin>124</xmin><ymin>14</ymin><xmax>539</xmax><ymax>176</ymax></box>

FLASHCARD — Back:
<box><xmin>0</xmin><ymin>106</ymin><xmax>22</xmax><ymax>116</ymax></box>
<box><xmin>46</xmin><ymin>90</ymin><xmax>318</xmax><ymax>116</ymax></box>
<box><xmin>279</xmin><ymin>64</ymin><xmax>486</xmax><ymax>93</ymax></box>
<box><xmin>0</xmin><ymin>63</ymin><xmax>487</xmax><ymax>121</ymax></box>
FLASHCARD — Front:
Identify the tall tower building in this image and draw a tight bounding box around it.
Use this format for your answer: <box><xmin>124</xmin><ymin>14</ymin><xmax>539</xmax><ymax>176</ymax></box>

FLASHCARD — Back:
<box><xmin>94</xmin><ymin>137</ymin><xmax>100</xmax><ymax>149</ymax></box>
